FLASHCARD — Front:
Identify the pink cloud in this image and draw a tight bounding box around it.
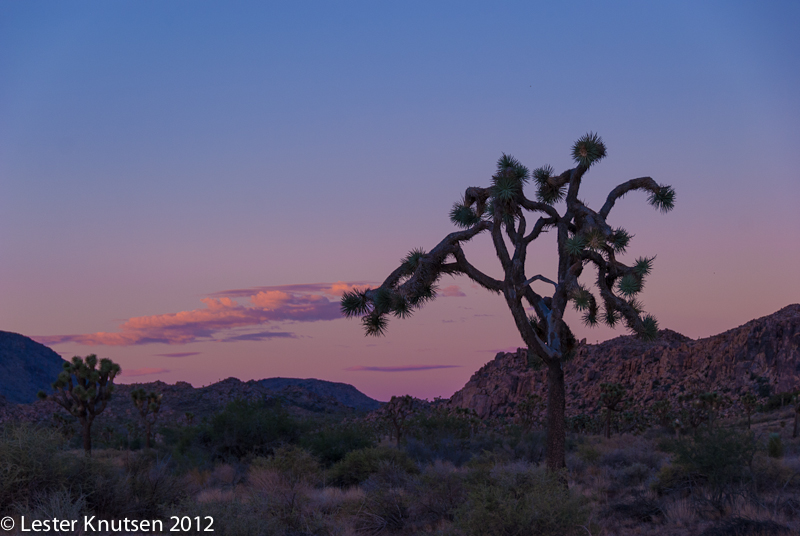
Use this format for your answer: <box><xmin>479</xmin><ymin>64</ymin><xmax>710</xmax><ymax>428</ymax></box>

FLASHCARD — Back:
<box><xmin>121</xmin><ymin>367</ymin><xmax>170</xmax><ymax>377</ymax></box>
<box><xmin>346</xmin><ymin>364</ymin><xmax>462</xmax><ymax>372</ymax></box>
<box><xmin>209</xmin><ymin>281</ymin><xmax>375</xmax><ymax>298</ymax></box>
<box><xmin>155</xmin><ymin>352</ymin><xmax>201</xmax><ymax>358</ymax></box>
<box><xmin>440</xmin><ymin>285</ymin><xmax>466</xmax><ymax>297</ymax></box>
<box><xmin>35</xmin><ymin>282</ymin><xmax>352</xmax><ymax>347</ymax></box>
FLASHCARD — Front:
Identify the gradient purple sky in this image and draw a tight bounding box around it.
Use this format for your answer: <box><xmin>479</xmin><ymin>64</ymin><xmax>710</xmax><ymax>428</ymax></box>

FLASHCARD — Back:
<box><xmin>2</xmin><ymin>1</ymin><xmax>799</xmax><ymax>401</ymax></box>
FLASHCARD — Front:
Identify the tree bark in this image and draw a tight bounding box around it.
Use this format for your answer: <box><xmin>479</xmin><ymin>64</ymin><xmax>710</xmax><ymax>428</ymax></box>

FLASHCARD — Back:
<box><xmin>545</xmin><ymin>360</ymin><xmax>566</xmax><ymax>471</ymax></box>
<box><xmin>82</xmin><ymin>418</ymin><xmax>92</xmax><ymax>456</ymax></box>
<box><xmin>145</xmin><ymin>421</ymin><xmax>152</xmax><ymax>449</ymax></box>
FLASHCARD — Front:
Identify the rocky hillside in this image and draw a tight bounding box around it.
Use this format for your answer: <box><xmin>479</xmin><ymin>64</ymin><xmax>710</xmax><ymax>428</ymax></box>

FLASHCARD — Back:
<box><xmin>260</xmin><ymin>377</ymin><xmax>383</xmax><ymax>411</ymax></box>
<box><xmin>450</xmin><ymin>304</ymin><xmax>800</xmax><ymax>419</ymax></box>
<box><xmin>0</xmin><ymin>331</ymin><xmax>67</xmax><ymax>403</ymax></box>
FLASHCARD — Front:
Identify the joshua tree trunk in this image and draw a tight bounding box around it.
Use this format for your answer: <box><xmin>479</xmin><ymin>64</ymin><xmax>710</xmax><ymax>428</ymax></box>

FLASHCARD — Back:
<box><xmin>546</xmin><ymin>361</ymin><xmax>567</xmax><ymax>470</ymax></box>
<box><xmin>82</xmin><ymin>418</ymin><xmax>93</xmax><ymax>456</ymax></box>
<box><xmin>145</xmin><ymin>421</ymin><xmax>152</xmax><ymax>449</ymax></box>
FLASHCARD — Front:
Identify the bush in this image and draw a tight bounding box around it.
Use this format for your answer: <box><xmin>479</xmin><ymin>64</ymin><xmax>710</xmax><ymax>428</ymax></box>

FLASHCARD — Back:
<box><xmin>410</xmin><ymin>460</ymin><xmax>467</xmax><ymax>524</ymax></box>
<box><xmin>328</xmin><ymin>447</ymin><xmax>418</xmax><ymax>487</ymax></box>
<box><xmin>197</xmin><ymin>399</ymin><xmax>301</xmax><ymax>460</ymax></box>
<box><xmin>455</xmin><ymin>463</ymin><xmax>586</xmax><ymax>536</ymax></box>
<box><xmin>655</xmin><ymin>427</ymin><xmax>757</xmax><ymax>509</ymax></box>
<box><xmin>301</xmin><ymin>420</ymin><xmax>375</xmax><ymax>466</ymax></box>
<box><xmin>768</xmin><ymin>433</ymin><xmax>784</xmax><ymax>458</ymax></box>
<box><xmin>252</xmin><ymin>445</ymin><xmax>320</xmax><ymax>486</ymax></box>
<box><xmin>0</xmin><ymin>424</ymin><xmax>67</xmax><ymax>510</ymax></box>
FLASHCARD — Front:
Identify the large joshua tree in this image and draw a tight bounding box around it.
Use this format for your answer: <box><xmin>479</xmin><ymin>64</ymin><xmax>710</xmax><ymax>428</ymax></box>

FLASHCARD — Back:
<box><xmin>39</xmin><ymin>354</ymin><xmax>121</xmax><ymax>456</ymax></box>
<box><xmin>341</xmin><ymin>133</ymin><xmax>675</xmax><ymax>470</ymax></box>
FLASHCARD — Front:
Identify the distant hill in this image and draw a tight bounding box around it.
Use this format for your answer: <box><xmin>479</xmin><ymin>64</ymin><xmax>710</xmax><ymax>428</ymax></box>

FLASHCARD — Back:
<box><xmin>0</xmin><ymin>331</ymin><xmax>67</xmax><ymax>403</ymax></box>
<box><xmin>260</xmin><ymin>377</ymin><xmax>383</xmax><ymax>411</ymax></box>
<box><xmin>450</xmin><ymin>304</ymin><xmax>800</xmax><ymax>419</ymax></box>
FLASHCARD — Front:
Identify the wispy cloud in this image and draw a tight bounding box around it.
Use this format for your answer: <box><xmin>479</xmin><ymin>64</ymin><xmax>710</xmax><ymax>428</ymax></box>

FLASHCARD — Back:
<box><xmin>155</xmin><ymin>352</ymin><xmax>201</xmax><ymax>358</ymax></box>
<box><xmin>35</xmin><ymin>282</ymin><xmax>364</xmax><ymax>347</ymax></box>
<box><xmin>440</xmin><ymin>285</ymin><xmax>466</xmax><ymax>297</ymax></box>
<box><xmin>220</xmin><ymin>331</ymin><xmax>296</xmax><ymax>342</ymax></box>
<box><xmin>345</xmin><ymin>364</ymin><xmax>462</xmax><ymax>372</ymax></box>
<box><xmin>121</xmin><ymin>367</ymin><xmax>170</xmax><ymax>377</ymax></box>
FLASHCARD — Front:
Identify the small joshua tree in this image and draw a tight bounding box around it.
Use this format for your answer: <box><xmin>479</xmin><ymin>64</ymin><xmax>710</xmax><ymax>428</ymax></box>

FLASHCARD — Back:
<box><xmin>381</xmin><ymin>395</ymin><xmax>416</xmax><ymax>447</ymax></box>
<box><xmin>131</xmin><ymin>389</ymin><xmax>162</xmax><ymax>449</ymax></box>
<box><xmin>342</xmin><ymin>133</ymin><xmax>674</xmax><ymax>470</ymax></box>
<box><xmin>740</xmin><ymin>392</ymin><xmax>757</xmax><ymax>430</ymax></box>
<box><xmin>599</xmin><ymin>382</ymin><xmax>627</xmax><ymax>439</ymax></box>
<box><xmin>516</xmin><ymin>393</ymin><xmax>543</xmax><ymax>432</ymax></box>
<box><xmin>651</xmin><ymin>399</ymin><xmax>673</xmax><ymax>428</ymax></box>
<box><xmin>38</xmin><ymin>354</ymin><xmax>120</xmax><ymax>456</ymax></box>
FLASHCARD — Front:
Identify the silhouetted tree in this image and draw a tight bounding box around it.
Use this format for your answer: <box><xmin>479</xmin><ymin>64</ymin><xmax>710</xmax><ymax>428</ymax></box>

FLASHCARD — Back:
<box><xmin>381</xmin><ymin>395</ymin><xmax>416</xmax><ymax>447</ymax></box>
<box><xmin>516</xmin><ymin>393</ymin><xmax>543</xmax><ymax>432</ymax></box>
<box><xmin>599</xmin><ymin>382</ymin><xmax>627</xmax><ymax>439</ymax></box>
<box><xmin>740</xmin><ymin>392</ymin><xmax>757</xmax><ymax>430</ymax></box>
<box><xmin>342</xmin><ymin>133</ymin><xmax>674</xmax><ymax>471</ymax></box>
<box><xmin>38</xmin><ymin>354</ymin><xmax>120</xmax><ymax>456</ymax></box>
<box><xmin>131</xmin><ymin>389</ymin><xmax>162</xmax><ymax>449</ymax></box>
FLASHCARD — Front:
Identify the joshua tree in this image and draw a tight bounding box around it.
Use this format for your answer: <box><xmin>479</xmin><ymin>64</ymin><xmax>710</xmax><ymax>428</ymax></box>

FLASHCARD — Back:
<box><xmin>651</xmin><ymin>399</ymin><xmax>673</xmax><ymax>428</ymax></box>
<box><xmin>599</xmin><ymin>382</ymin><xmax>627</xmax><ymax>439</ymax></box>
<box><xmin>381</xmin><ymin>395</ymin><xmax>416</xmax><ymax>447</ymax></box>
<box><xmin>341</xmin><ymin>133</ymin><xmax>674</xmax><ymax>471</ymax></box>
<box><xmin>38</xmin><ymin>354</ymin><xmax>121</xmax><ymax>456</ymax></box>
<box><xmin>740</xmin><ymin>392</ymin><xmax>757</xmax><ymax>430</ymax></box>
<box><xmin>516</xmin><ymin>393</ymin><xmax>543</xmax><ymax>432</ymax></box>
<box><xmin>131</xmin><ymin>389</ymin><xmax>162</xmax><ymax>449</ymax></box>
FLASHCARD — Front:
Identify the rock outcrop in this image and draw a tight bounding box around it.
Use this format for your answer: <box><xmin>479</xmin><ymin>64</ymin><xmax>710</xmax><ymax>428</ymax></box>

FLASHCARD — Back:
<box><xmin>450</xmin><ymin>304</ymin><xmax>800</xmax><ymax>418</ymax></box>
<box><xmin>0</xmin><ymin>331</ymin><xmax>67</xmax><ymax>403</ymax></box>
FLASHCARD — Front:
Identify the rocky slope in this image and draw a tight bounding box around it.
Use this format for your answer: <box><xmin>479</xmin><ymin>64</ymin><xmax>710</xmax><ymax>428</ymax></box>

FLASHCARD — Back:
<box><xmin>0</xmin><ymin>331</ymin><xmax>67</xmax><ymax>403</ymax></box>
<box><xmin>450</xmin><ymin>304</ymin><xmax>800</xmax><ymax>419</ymax></box>
<box><xmin>260</xmin><ymin>377</ymin><xmax>383</xmax><ymax>411</ymax></box>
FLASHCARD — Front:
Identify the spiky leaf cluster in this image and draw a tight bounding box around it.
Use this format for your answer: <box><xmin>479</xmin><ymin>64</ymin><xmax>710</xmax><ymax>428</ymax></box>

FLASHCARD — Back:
<box><xmin>362</xmin><ymin>314</ymin><xmax>388</xmax><ymax>336</ymax></box>
<box><xmin>496</xmin><ymin>154</ymin><xmax>530</xmax><ymax>183</ymax></box>
<box><xmin>617</xmin><ymin>273</ymin><xmax>643</xmax><ymax>297</ymax></box>
<box><xmin>449</xmin><ymin>202</ymin><xmax>480</xmax><ymax>228</ymax></box>
<box><xmin>401</xmin><ymin>248</ymin><xmax>426</xmax><ymax>271</ymax></box>
<box><xmin>533</xmin><ymin>165</ymin><xmax>565</xmax><ymax>204</ymax></box>
<box><xmin>341</xmin><ymin>289</ymin><xmax>370</xmax><ymax>318</ymax></box>
<box><xmin>571</xmin><ymin>132</ymin><xmax>607</xmax><ymax>168</ymax></box>
<box><xmin>633</xmin><ymin>256</ymin><xmax>654</xmax><ymax>277</ymax></box>
<box><xmin>565</xmin><ymin>235</ymin><xmax>586</xmax><ymax>256</ymax></box>
<box><xmin>640</xmin><ymin>314</ymin><xmax>659</xmax><ymax>341</ymax></box>
<box><xmin>610</xmin><ymin>228</ymin><xmax>632</xmax><ymax>253</ymax></box>
<box><xmin>648</xmin><ymin>185</ymin><xmax>676</xmax><ymax>213</ymax></box>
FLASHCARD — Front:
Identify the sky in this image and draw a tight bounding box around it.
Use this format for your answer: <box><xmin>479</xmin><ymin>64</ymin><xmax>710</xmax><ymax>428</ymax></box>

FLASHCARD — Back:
<box><xmin>1</xmin><ymin>1</ymin><xmax>799</xmax><ymax>402</ymax></box>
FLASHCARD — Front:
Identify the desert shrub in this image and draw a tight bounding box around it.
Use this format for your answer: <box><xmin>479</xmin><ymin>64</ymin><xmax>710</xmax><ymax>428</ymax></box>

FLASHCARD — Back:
<box><xmin>605</xmin><ymin>496</ymin><xmax>663</xmax><ymax>523</ymax></box>
<box><xmin>354</xmin><ymin>486</ymin><xmax>410</xmax><ymax>534</ymax></box>
<box><xmin>252</xmin><ymin>445</ymin><xmax>321</xmax><ymax>486</ymax></box>
<box><xmin>122</xmin><ymin>453</ymin><xmax>188</xmax><ymax>518</ymax></box>
<box><xmin>768</xmin><ymin>433</ymin><xmax>784</xmax><ymax>458</ymax></box>
<box><xmin>0</xmin><ymin>424</ymin><xmax>67</xmax><ymax>510</ymax></box>
<box><xmin>762</xmin><ymin>391</ymin><xmax>797</xmax><ymax>412</ymax></box>
<box><xmin>410</xmin><ymin>460</ymin><xmax>467</xmax><ymax>524</ymax></box>
<box><xmin>656</xmin><ymin>427</ymin><xmax>757</xmax><ymax>509</ymax></box>
<box><xmin>455</xmin><ymin>463</ymin><xmax>587</xmax><ymax>536</ymax></box>
<box><xmin>198</xmin><ymin>399</ymin><xmax>301</xmax><ymax>460</ymax></box>
<box><xmin>14</xmin><ymin>489</ymin><xmax>87</xmax><ymax>534</ymax></box>
<box><xmin>300</xmin><ymin>420</ymin><xmax>375</xmax><ymax>466</ymax></box>
<box><xmin>328</xmin><ymin>446</ymin><xmax>418</xmax><ymax>487</ymax></box>
<box><xmin>700</xmin><ymin>516</ymin><xmax>793</xmax><ymax>536</ymax></box>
